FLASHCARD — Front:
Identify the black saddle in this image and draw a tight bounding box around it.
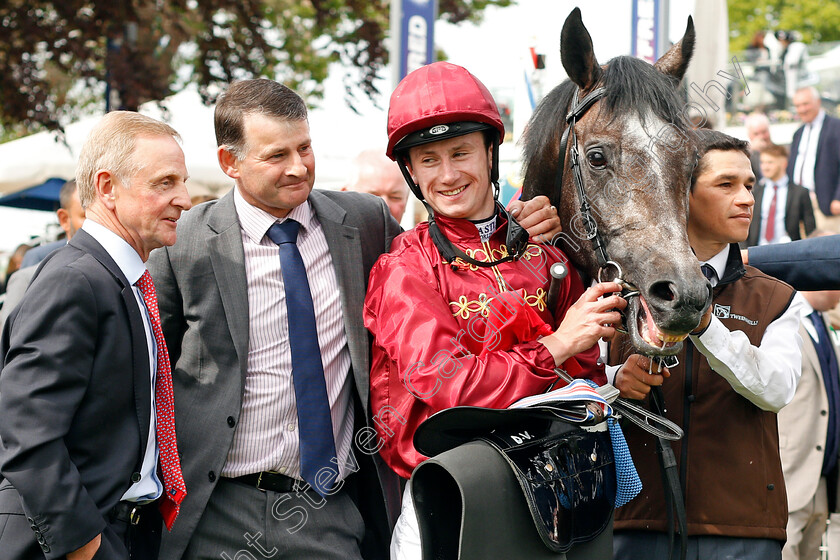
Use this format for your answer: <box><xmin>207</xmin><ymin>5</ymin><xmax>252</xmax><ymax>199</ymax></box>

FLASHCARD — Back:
<box><xmin>412</xmin><ymin>405</ymin><xmax>616</xmax><ymax>560</ymax></box>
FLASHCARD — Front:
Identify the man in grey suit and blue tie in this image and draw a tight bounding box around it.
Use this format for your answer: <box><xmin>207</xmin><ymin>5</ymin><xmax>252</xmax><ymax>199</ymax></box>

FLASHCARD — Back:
<box><xmin>147</xmin><ymin>79</ymin><xmax>402</xmax><ymax>559</ymax></box>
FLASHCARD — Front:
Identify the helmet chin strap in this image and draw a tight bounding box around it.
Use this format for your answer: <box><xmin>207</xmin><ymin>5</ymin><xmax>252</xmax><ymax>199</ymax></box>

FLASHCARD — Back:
<box><xmin>425</xmin><ymin>198</ymin><xmax>531</xmax><ymax>271</ymax></box>
<box><xmin>396</xmin><ymin>135</ymin><xmax>528</xmax><ymax>271</ymax></box>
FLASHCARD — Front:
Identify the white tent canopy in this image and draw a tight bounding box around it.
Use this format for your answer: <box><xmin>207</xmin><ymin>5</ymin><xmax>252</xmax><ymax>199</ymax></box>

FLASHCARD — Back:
<box><xmin>0</xmin><ymin>84</ymin><xmax>388</xmax><ymax>197</ymax></box>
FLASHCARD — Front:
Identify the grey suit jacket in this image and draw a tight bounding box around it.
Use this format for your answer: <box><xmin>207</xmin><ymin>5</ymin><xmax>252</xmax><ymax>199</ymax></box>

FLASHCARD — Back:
<box><xmin>147</xmin><ymin>189</ymin><xmax>402</xmax><ymax>560</ymax></box>
<box><xmin>0</xmin><ymin>230</ymin><xmax>151</xmax><ymax>560</ymax></box>
<box><xmin>0</xmin><ymin>265</ymin><xmax>36</xmax><ymax>329</ymax></box>
<box><xmin>778</xmin><ymin>318</ymin><xmax>840</xmax><ymax>513</ymax></box>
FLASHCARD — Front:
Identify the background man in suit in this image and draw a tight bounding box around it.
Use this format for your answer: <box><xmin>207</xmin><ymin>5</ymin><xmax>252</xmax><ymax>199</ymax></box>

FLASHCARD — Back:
<box><xmin>0</xmin><ymin>111</ymin><xmax>191</xmax><ymax>559</ymax></box>
<box><xmin>778</xmin><ymin>229</ymin><xmax>840</xmax><ymax>559</ymax></box>
<box><xmin>342</xmin><ymin>149</ymin><xmax>409</xmax><ymax>223</ymax></box>
<box><xmin>743</xmin><ymin>143</ymin><xmax>815</xmax><ymax>247</ymax></box>
<box><xmin>0</xmin><ymin>179</ymin><xmax>86</xmax><ymax>327</ymax></box>
<box><xmin>745</xmin><ymin>111</ymin><xmax>772</xmax><ymax>181</ymax></box>
<box><xmin>18</xmin><ymin>180</ymin><xmax>85</xmax><ymax>269</ymax></box>
<box><xmin>787</xmin><ymin>86</ymin><xmax>840</xmax><ymax>232</ymax></box>
<box><xmin>147</xmin><ymin>79</ymin><xmax>403</xmax><ymax>560</ymax></box>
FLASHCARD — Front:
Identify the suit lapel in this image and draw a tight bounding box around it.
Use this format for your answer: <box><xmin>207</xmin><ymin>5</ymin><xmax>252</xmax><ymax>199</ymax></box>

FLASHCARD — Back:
<box><xmin>69</xmin><ymin>230</ymin><xmax>152</xmax><ymax>456</ymax></box>
<box><xmin>206</xmin><ymin>193</ymin><xmax>251</xmax><ymax>379</ymax></box>
<box><xmin>309</xmin><ymin>191</ymin><xmax>370</xmax><ymax>409</ymax></box>
<box><xmin>784</xmin><ymin>184</ymin><xmax>796</xmax><ymax>235</ymax></box>
<box><xmin>815</xmin><ymin>118</ymin><xmax>830</xmax><ymax>163</ymax></box>
<box><xmin>787</xmin><ymin>128</ymin><xmax>803</xmax><ymax>179</ymax></box>
<box><xmin>749</xmin><ymin>181</ymin><xmax>766</xmax><ymax>245</ymax></box>
<box><xmin>802</xmin><ymin>324</ymin><xmax>821</xmax><ymax>382</ymax></box>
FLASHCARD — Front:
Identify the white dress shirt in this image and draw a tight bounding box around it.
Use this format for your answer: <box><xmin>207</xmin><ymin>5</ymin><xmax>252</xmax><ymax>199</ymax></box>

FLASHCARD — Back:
<box><xmin>83</xmin><ymin>219</ymin><xmax>163</xmax><ymax>503</ymax></box>
<box><xmin>692</xmin><ymin>246</ymin><xmax>803</xmax><ymax>412</ymax></box>
<box><xmin>793</xmin><ymin>110</ymin><xmax>826</xmax><ymax>192</ymax></box>
<box><xmin>221</xmin><ymin>187</ymin><xmax>355</xmax><ymax>481</ymax></box>
<box><xmin>604</xmin><ymin>247</ymin><xmax>803</xmax><ymax>412</ymax></box>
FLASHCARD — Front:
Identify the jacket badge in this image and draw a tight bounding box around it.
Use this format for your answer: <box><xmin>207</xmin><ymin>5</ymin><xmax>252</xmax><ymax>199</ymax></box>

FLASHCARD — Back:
<box><xmin>714</xmin><ymin>304</ymin><xmax>758</xmax><ymax>326</ymax></box>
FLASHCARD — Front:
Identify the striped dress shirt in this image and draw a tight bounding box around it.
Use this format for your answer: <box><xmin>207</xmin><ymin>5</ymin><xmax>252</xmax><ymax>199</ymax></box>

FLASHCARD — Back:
<box><xmin>221</xmin><ymin>188</ymin><xmax>355</xmax><ymax>481</ymax></box>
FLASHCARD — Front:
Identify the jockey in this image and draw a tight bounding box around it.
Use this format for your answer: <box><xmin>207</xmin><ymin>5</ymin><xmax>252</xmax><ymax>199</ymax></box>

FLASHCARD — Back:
<box><xmin>363</xmin><ymin>61</ymin><xmax>626</xmax><ymax>558</ymax></box>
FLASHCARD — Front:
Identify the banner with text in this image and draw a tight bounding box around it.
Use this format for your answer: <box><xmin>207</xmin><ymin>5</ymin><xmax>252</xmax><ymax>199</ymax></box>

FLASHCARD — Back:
<box><xmin>397</xmin><ymin>0</ymin><xmax>437</xmax><ymax>82</ymax></box>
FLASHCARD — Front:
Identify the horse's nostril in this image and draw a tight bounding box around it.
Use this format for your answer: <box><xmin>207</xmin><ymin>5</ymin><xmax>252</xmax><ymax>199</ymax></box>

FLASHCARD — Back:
<box><xmin>649</xmin><ymin>281</ymin><xmax>676</xmax><ymax>303</ymax></box>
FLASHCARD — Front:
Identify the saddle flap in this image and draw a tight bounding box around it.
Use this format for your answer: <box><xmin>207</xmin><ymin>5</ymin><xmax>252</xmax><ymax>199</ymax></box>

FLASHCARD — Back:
<box><xmin>482</xmin><ymin>425</ymin><xmax>616</xmax><ymax>553</ymax></box>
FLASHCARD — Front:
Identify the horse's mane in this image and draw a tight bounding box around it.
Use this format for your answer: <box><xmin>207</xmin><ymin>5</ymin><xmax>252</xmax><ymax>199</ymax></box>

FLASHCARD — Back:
<box><xmin>522</xmin><ymin>55</ymin><xmax>688</xmax><ymax>168</ymax></box>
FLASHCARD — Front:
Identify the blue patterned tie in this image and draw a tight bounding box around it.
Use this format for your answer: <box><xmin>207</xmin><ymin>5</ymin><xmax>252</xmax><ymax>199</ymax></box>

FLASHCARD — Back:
<box><xmin>267</xmin><ymin>220</ymin><xmax>337</xmax><ymax>496</ymax></box>
<box><xmin>701</xmin><ymin>263</ymin><xmax>717</xmax><ymax>285</ymax></box>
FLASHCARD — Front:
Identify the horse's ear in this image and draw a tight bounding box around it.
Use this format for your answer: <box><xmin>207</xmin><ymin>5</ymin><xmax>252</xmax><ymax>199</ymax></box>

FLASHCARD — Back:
<box><xmin>654</xmin><ymin>16</ymin><xmax>695</xmax><ymax>83</ymax></box>
<box><xmin>560</xmin><ymin>8</ymin><xmax>602</xmax><ymax>90</ymax></box>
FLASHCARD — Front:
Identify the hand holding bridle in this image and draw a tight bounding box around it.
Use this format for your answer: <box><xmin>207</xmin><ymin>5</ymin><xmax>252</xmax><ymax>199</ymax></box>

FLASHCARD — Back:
<box><xmin>539</xmin><ymin>281</ymin><xmax>625</xmax><ymax>366</ymax></box>
<box><xmin>614</xmin><ymin>354</ymin><xmax>671</xmax><ymax>400</ymax></box>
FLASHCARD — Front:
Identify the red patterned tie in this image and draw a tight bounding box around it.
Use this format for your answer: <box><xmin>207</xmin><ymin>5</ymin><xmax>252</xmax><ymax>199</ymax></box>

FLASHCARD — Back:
<box><xmin>765</xmin><ymin>183</ymin><xmax>777</xmax><ymax>243</ymax></box>
<box><xmin>136</xmin><ymin>270</ymin><xmax>187</xmax><ymax>530</ymax></box>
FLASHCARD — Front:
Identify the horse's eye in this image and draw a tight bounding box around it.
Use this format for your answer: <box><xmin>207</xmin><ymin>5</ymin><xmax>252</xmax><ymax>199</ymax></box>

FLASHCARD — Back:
<box><xmin>587</xmin><ymin>150</ymin><xmax>607</xmax><ymax>169</ymax></box>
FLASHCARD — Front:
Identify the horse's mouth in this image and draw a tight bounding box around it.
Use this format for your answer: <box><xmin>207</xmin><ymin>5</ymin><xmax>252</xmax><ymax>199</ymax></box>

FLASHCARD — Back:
<box><xmin>624</xmin><ymin>296</ymin><xmax>687</xmax><ymax>356</ymax></box>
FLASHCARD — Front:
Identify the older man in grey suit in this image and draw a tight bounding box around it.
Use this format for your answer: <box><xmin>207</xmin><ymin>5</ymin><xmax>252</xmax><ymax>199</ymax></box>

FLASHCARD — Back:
<box><xmin>147</xmin><ymin>79</ymin><xmax>402</xmax><ymax>560</ymax></box>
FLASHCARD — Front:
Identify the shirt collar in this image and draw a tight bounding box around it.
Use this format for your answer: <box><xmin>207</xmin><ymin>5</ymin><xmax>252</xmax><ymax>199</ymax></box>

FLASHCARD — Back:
<box><xmin>701</xmin><ymin>245</ymin><xmax>729</xmax><ymax>283</ymax></box>
<box><xmin>809</xmin><ymin>110</ymin><xmax>826</xmax><ymax>130</ymax></box>
<box><xmin>81</xmin><ymin>219</ymin><xmax>146</xmax><ymax>285</ymax></box>
<box><xmin>233</xmin><ymin>186</ymin><xmax>315</xmax><ymax>243</ymax></box>
<box><xmin>767</xmin><ymin>175</ymin><xmax>789</xmax><ymax>189</ymax></box>
<box><xmin>799</xmin><ymin>294</ymin><xmax>815</xmax><ymax>317</ymax></box>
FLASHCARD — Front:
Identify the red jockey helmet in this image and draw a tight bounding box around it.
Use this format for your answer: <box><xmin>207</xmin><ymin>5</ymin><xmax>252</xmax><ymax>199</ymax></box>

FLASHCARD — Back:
<box><xmin>386</xmin><ymin>62</ymin><xmax>505</xmax><ymax>160</ymax></box>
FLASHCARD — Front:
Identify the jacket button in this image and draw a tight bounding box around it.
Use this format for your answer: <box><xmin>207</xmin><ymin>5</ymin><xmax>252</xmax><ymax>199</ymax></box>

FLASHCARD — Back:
<box><xmin>687</xmin><ymin>395</ymin><xmax>696</xmax><ymax>403</ymax></box>
<box><xmin>822</xmin><ymin>410</ymin><xmax>828</xmax><ymax>416</ymax></box>
<box><xmin>227</xmin><ymin>416</ymin><xmax>236</xmax><ymax>427</ymax></box>
<box><xmin>131</xmin><ymin>472</ymin><xmax>142</xmax><ymax>483</ymax></box>
<box><xmin>767</xmin><ymin>483</ymin><xmax>775</xmax><ymax>490</ymax></box>
<box><xmin>208</xmin><ymin>471</ymin><xmax>216</xmax><ymax>482</ymax></box>
<box><xmin>817</xmin><ymin>445</ymin><xmax>823</xmax><ymax>451</ymax></box>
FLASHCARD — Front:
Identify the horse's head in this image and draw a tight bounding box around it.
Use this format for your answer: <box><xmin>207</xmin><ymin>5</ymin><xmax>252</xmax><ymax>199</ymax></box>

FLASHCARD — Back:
<box><xmin>522</xmin><ymin>8</ymin><xmax>711</xmax><ymax>356</ymax></box>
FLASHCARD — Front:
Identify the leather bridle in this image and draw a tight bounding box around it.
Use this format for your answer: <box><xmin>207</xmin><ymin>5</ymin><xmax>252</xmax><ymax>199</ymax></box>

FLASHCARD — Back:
<box><xmin>552</xmin><ymin>86</ymin><xmax>641</xmax><ymax>324</ymax></box>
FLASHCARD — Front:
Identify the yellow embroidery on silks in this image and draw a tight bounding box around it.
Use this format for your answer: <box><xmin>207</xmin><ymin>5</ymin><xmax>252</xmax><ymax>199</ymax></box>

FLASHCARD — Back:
<box><xmin>525</xmin><ymin>288</ymin><xmax>548</xmax><ymax>312</ymax></box>
<box><xmin>450</xmin><ymin>293</ymin><xmax>494</xmax><ymax>320</ymax></box>
<box><xmin>442</xmin><ymin>243</ymin><xmax>543</xmax><ymax>270</ymax></box>
<box><xmin>520</xmin><ymin>245</ymin><xmax>543</xmax><ymax>262</ymax></box>
<box><xmin>445</xmin><ymin>243</ymin><xmax>552</xmax><ymax>319</ymax></box>
<box><xmin>450</xmin><ymin>288</ymin><xmax>548</xmax><ymax>319</ymax></box>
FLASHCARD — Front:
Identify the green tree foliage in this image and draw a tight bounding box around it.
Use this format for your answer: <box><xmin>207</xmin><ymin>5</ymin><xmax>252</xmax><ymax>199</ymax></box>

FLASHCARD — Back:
<box><xmin>729</xmin><ymin>0</ymin><xmax>840</xmax><ymax>52</ymax></box>
<box><xmin>0</xmin><ymin>0</ymin><xmax>512</xmax><ymax>135</ymax></box>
